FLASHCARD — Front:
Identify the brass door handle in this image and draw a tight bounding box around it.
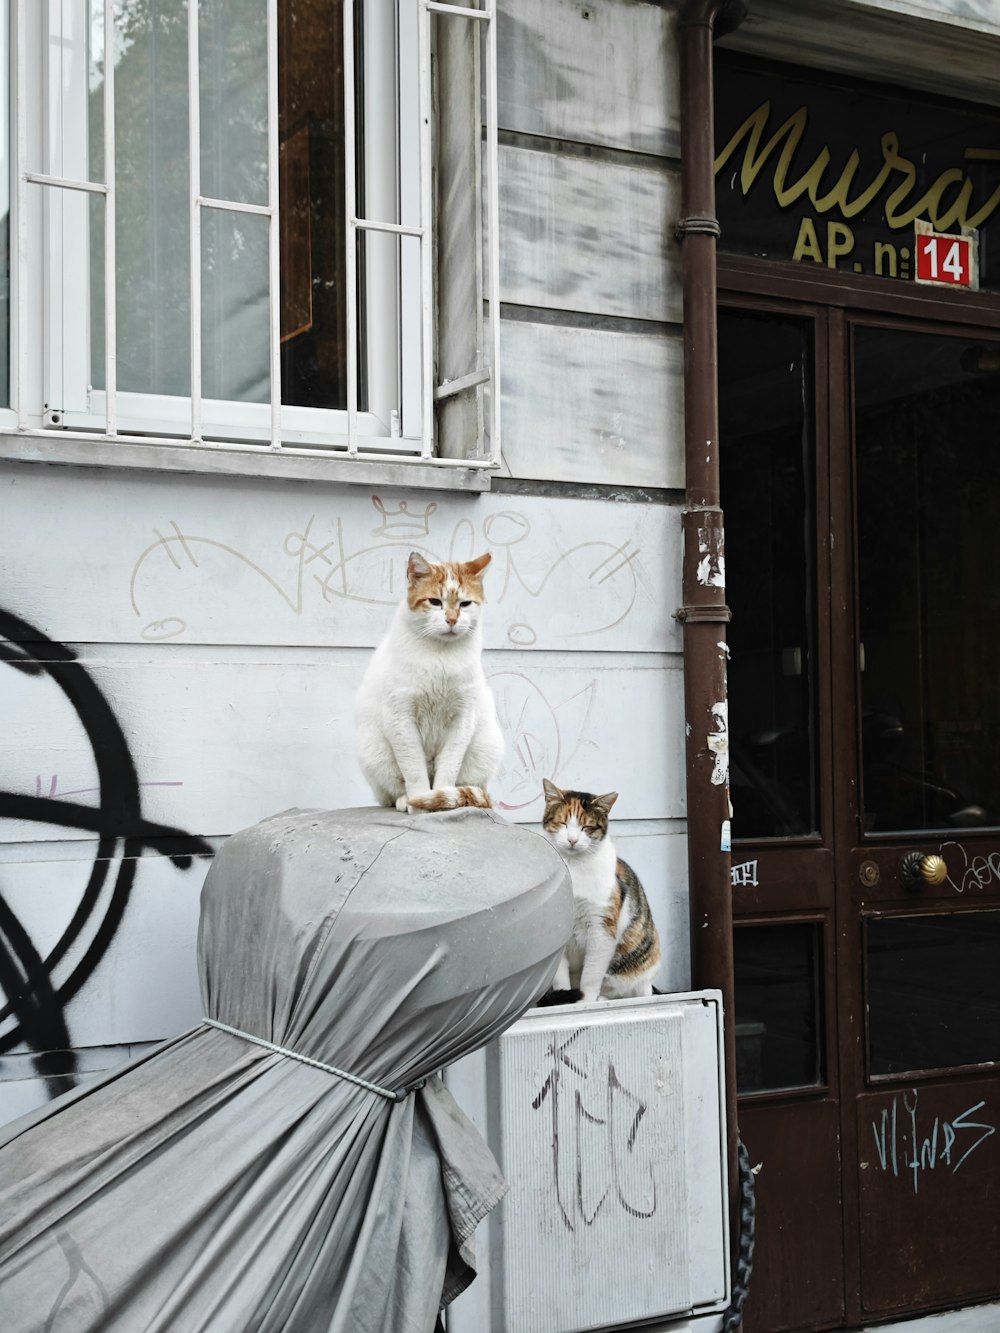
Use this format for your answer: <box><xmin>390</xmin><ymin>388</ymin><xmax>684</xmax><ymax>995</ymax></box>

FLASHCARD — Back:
<box><xmin>899</xmin><ymin>850</ymin><xmax>948</xmax><ymax>891</ymax></box>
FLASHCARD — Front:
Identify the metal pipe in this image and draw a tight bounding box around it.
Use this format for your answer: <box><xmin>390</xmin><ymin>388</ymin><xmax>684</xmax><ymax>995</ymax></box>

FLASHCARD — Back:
<box><xmin>675</xmin><ymin>0</ymin><xmax>746</xmax><ymax>1223</ymax></box>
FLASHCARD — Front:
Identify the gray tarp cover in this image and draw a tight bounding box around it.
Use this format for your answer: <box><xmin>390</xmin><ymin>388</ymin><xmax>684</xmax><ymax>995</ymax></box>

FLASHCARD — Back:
<box><xmin>0</xmin><ymin>806</ymin><xmax>572</xmax><ymax>1332</ymax></box>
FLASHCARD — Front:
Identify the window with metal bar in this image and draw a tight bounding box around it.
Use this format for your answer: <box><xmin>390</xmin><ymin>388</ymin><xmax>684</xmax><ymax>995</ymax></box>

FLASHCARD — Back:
<box><xmin>6</xmin><ymin>0</ymin><xmax>499</xmax><ymax>475</ymax></box>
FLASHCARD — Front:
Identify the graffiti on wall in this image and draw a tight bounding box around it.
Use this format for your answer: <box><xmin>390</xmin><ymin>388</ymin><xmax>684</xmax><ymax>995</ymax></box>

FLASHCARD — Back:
<box><xmin>127</xmin><ymin>496</ymin><xmax>645</xmax><ymax>808</ymax></box>
<box><xmin>129</xmin><ymin>495</ymin><xmax>646</xmax><ymax>646</ymax></box>
<box><xmin>0</xmin><ymin>609</ymin><xmax>212</xmax><ymax>1095</ymax></box>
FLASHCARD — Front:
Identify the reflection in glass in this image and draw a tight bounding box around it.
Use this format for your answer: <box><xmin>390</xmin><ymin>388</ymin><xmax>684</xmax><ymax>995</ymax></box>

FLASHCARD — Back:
<box><xmin>867</xmin><ymin>912</ymin><xmax>1000</xmax><ymax>1075</ymax></box>
<box><xmin>200</xmin><ymin>0</ymin><xmax>269</xmax><ymax>208</ymax></box>
<box><xmin>278</xmin><ymin>0</ymin><xmax>350</xmax><ymax>410</ymax></box>
<box><xmin>91</xmin><ymin>0</ymin><xmax>191</xmax><ymax>396</ymax></box>
<box><xmin>720</xmin><ymin>310</ymin><xmax>819</xmax><ymax>838</ymax></box>
<box><xmin>734</xmin><ymin>923</ymin><xmax>824</xmax><ymax>1093</ymax></box>
<box><xmin>856</xmin><ymin>328</ymin><xmax>1000</xmax><ymax>833</ymax></box>
<box><xmin>202</xmin><ymin>210</ymin><xmax>270</xmax><ymax>403</ymax></box>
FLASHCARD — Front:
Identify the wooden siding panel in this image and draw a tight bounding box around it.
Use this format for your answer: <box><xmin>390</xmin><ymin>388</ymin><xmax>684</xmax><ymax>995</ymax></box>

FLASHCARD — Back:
<box><xmin>498</xmin><ymin>144</ymin><xmax>682</xmax><ymax>323</ymax></box>
<box><xmin>1</xmin><ymin>649</ymin><xmax>685</xmax><ymax>843</ymax></box>
<box><xmin>497</xmin><ymin>0</ymin><xmax>680</xmax><ymax>157</ymax></box>
<box><xmin>3</xmin><ymin>467</ymin><xmax>681</xmax><ymax>652</ymax></box>
<box><xmin>500</xmin><ymin>318</ymin><xmax>685</xmax><ymax>489</ymax></box>
<box><xmin>0</xmin><ymin>850</ymin><xmax>207</xmax><ymax>1042</ymax></box>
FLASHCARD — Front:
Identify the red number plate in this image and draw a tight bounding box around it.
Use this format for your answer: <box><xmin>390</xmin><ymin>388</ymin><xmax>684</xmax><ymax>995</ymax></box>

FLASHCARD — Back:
<box><xmin>915</xmin><ymin>231</ymin><xmax>973</xmax><ymax>286</ymax></box>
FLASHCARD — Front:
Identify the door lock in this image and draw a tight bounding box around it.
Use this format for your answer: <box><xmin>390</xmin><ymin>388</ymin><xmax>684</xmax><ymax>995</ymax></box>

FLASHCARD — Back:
<box><xmin>899</xmin><ymin>850</ymin><xmax>948</xmax><ymax>892</ymax></box>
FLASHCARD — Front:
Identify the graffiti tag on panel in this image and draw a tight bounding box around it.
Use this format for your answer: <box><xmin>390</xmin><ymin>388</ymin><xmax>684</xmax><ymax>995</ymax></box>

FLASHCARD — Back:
<box><xmin>531</xmin><ymin>1027</ymin><xmax>657</xmax><ymax>1231</ymax></box>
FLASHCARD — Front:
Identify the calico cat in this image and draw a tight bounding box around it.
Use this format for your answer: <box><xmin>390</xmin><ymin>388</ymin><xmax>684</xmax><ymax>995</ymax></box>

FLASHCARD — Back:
<box><xmin>355</xmin><ymin>550</ymin><xmax>505</xmax><ymax>813</ymax></box>
<box><xmin>540</xmin><ymin>778</ymin><xmax>661</xmax><ymax>1002</ymax></box>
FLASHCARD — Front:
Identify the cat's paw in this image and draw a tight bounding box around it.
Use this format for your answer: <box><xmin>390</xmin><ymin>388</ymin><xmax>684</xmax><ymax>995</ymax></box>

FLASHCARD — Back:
<box><xmin>395</xmin><ymin>795</ymin><xmax>411</xmax><ymax>812</ymax></box>
<box><xmin>404</xmin><ymin>789</ymin><xmax>438</xmax><ymax>812</ymax></box>
<box><xmin>407</xmin><ymin>786</ymin><xmax>493</xmax><ymax>812</ymax></box>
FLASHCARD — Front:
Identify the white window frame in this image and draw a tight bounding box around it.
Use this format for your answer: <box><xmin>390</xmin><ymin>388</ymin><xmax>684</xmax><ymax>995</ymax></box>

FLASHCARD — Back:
<box><xmin>6</xmin><ymin>0</ymin><xmax>500</xmax><ymax>483</ymax></box>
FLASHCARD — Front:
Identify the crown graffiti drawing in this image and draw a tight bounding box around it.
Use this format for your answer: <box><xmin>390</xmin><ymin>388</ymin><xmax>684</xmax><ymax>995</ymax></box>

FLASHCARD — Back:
<box><xmin>371</xmin><ymin>494</ymin><xmax>438</xmax><ymax>538</ymax></box>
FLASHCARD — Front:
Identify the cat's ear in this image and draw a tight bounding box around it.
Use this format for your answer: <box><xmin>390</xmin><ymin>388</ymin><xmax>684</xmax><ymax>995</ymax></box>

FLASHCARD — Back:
<box><xmin>407</xmin><ymin>551</ymin><xmax>433</xmax><ymax>584</ymax></box>
<box><xmin>462</xmin><ymin>552</ymin><xmax>492</xmax><ymax>577</ymax></box>
<box><xmin>542</xmin><ymin>777</ymin><xmax>564</xmax><ymax>803</ymax></box>
<box><xmin>593</xmin><ymin>791</ymin><xmax>619</xmax><ymax>815</ymax></box>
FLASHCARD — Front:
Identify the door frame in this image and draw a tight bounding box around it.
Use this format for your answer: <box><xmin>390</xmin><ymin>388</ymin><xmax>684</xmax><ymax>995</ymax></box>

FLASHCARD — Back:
<box><xmin>720</xmin><ymin>253</ymin><xmax>1000</xmax><ymax>1329</ymax></box>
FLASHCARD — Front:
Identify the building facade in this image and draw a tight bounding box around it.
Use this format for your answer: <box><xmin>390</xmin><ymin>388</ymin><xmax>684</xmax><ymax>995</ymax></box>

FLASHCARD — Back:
<box><xmin>2</xmin><ymin>1</ymin><xmax>1000</xmax><ymax>1330</ymax></box>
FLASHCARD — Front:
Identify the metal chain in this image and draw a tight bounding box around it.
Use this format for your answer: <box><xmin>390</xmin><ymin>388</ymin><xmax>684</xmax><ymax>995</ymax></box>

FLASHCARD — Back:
<box><xmin>722</xmin><ymin>1138</ymin><xmax>757</xmax><ymax>1331</ymax></box>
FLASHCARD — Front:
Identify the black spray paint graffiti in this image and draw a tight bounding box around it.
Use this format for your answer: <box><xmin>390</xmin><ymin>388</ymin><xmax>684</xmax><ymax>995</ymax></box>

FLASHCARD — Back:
<box><xmin>0</xmin><ymin>609</ymin><xmax>212</xmax><ymax>1095</ymax></box>
<box><xmin>531</xmin><ymin>1027</ymin><xmax>657</xmax><ymax>1231</ymax></box>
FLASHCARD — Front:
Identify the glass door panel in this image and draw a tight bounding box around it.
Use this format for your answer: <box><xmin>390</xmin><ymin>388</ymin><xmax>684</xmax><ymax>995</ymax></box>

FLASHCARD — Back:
<box><xmin>852</xmin><ymin>319</ymin><xmax>1000</xmax><ymax>1320</ymax></box>
<box><xmin>866</xmin><ymin>910</ymin><xmax>1000</xmax><ymax>1076</ymax></box>
<box><xmin>855</xmin><ymin>326</ymin><xmax>1000</xmax><ymax>834</ymax></box>
<box><xmin>720</xmin><ymin>309</ymin><xmax>820</xmax><ymax>840</ymax></box>
<box><xmin>734</xmin><ymin>921</ymin><xmax>825</xmax><ymax>1094</ymax></box>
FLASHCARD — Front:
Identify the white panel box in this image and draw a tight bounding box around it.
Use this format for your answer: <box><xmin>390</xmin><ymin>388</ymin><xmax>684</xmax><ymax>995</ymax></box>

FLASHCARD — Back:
<box><xmin>445</xmin><ymin>991</ymin><xmax>729</xmax><ymax>1333</ymax></box>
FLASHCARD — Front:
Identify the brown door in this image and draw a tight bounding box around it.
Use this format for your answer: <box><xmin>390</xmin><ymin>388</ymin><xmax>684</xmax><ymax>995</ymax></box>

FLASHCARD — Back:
<box><xmin>718</xmin><ymin>269</ymin><xmax>1000</xmax><ymax>1332</ymax></box>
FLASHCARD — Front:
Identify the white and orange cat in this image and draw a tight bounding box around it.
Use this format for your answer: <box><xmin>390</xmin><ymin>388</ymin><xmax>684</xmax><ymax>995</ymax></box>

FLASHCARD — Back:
<box><xmin>355</xmin><ymin>550</ymin><xmax>505</xmax><ymax>813</ymax></box>
<box><xmin>541</xmin><ymin>779</ymin><xmax>661</xmax><ymax>1002</ymax></box>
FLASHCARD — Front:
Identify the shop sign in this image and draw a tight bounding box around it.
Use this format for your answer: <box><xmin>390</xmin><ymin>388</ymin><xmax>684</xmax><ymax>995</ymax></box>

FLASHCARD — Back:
<box><xmin>715</xmin><ymin>55</ymin><xmax>1000</xmax><ymax>290</ymax></box>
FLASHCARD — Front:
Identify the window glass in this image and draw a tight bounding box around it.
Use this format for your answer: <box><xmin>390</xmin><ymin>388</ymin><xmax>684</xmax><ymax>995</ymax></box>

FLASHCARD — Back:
<box><xmin>856</xmin><ymin>328</ymin><xmax>1000</xmax><ymax>833</ymax></box>
<box><xmin>200</xmin><ymin>0</ymin><xmax>268</xmax><ymax>208</ymax></box>
<box><xmin>734</xmin><ymin>922</ymin><xmax>824</xmax><ymax>1094</ymax></box>
<box><xmin>867</xmin><ymin>912</ymin><xmax>1000</xmax><ymax>1075</ymax></box>
<box><xmin>201</xmin><ymin>208</ymin><xmax>270</xmax><ymax>403</ymax></box>
<box><xmin>720</xmin><ymin>309</ymin><xmax>819</xmax><ymax>839</ymax></box>
<box><xmin>278</xmin><ymin>0</ymin><xmax>350</xmax><ymax>411</ymax></box>
<box><xmin>92</xmin><ymin>0</ymin><xmax>191</xmax><ymax>397</ymax></box>
<box><xmin>0</xmin><ymin>0</ymin><xmax>8</xmax><ymax>407</ymax></box>
<box><xmin>87</xmin><ymin>0</ymin><xmax>351</xmax><ymax>409</ymax></box>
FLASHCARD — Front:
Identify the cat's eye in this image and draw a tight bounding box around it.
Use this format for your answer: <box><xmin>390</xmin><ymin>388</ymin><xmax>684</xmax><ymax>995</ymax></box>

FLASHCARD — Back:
<box><xmin>460</xmin><ymin>600</ymin><xmax>472</xmax><ymax>608</ymax></box>
<box><xmin>427</xmin><ymin>597</ymin><xmax>442</xmax><ymax>606</ymax></box>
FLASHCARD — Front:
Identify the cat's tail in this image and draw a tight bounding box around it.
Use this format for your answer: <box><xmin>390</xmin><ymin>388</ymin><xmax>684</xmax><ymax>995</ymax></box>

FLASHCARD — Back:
<box><xmin>406</xmin><ymin>785</ymin><xmax>493</xmax><ymax>812</ymax></box>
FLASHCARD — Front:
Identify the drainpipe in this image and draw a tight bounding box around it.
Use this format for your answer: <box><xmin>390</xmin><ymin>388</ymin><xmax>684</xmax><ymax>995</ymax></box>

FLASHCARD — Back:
<box><xmin>675</xmin><ymin>0</ymin><xmax>747</xmax><ymax>1223</ymax></box>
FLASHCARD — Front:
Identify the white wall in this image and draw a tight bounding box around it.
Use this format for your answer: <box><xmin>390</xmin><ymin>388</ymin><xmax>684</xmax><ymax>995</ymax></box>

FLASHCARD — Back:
<box><xmin>1</xmin><ymin>0</ymin><xmax>692</xmax><ymax>1127</ymax></box>
<box><xmin>0</xmin><ymin>461</ymin><xmax>687</xmax><ymax>1120</ymax></box>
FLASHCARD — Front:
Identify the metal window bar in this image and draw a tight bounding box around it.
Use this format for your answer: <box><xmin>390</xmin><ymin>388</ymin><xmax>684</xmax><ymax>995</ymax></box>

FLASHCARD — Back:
<box><xmin>102</xmin><ymin>0</ymin><xmax>117</xmax><ymax>438</ymax></box>
<box><xmin>14</xmin><ymin>0</ymin><xmax>500</xmax><ymax>470</ymax></box>
<box><xmin>188</xmin><ymin>0</ymin><xmax>203</xmax><ymax>443</ymax></box>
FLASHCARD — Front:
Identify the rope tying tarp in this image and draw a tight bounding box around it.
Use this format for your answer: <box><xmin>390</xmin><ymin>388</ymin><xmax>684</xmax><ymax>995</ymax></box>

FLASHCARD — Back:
<box><xmin>203</xmin><ymin>1017</ymin><xmax>425</xmax><ymax>1103</ymax></box>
